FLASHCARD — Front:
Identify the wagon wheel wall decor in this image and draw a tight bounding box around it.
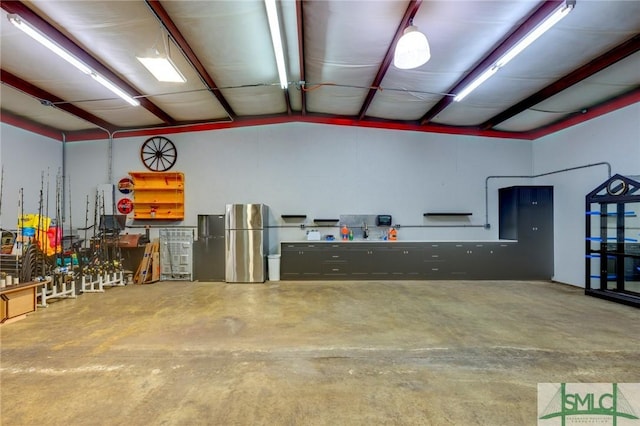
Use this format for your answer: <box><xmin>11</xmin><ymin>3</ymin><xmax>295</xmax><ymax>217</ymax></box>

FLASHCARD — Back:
<box><xmin>140</xmin><ymin>136</ymin><xmax>177</xmax><ymax>172</ymax></box>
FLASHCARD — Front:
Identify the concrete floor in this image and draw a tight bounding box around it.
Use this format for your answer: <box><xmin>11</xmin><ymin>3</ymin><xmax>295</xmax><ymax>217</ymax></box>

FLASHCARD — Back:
<box><xmin>1</xmin><ymin>279</ymin><xmax>639</xmax><ymax>425</ymax></box>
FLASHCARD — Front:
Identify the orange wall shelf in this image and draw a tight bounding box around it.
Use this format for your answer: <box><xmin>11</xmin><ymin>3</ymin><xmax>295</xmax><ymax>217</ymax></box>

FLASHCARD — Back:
<box><xmin>129</xmin><ymin>172</ymin><xmax>185</xmax><ymax>220</ymax></box>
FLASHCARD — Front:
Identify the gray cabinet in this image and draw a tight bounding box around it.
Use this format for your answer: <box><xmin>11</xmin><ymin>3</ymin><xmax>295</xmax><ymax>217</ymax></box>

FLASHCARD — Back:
<box><xmin>499</xmin><ymin>186</ymin><xmax>553</xmax><ymax>243</ymax></box>
<box><xmin>433</xmin><ymin>242</ymin><xmax>517</xmax><ymax>279</ymax></box>
<box><xmin>321</xmin><ymin>243</ymin><xmax>349</xmax><ymax>279</ymax></box>
<box><xmin>484</xmin><ymin>242</ymin><xmax>518</xmax><ymax>280</ymax></box>
<box><xmin>280</xmin><ymin>239</ymin><xmax>533</xmax><ymax>280</ymax></box>
<box><xmin>387</xmin><ymin>244</ymin><xmax>424</xmax><ymax>279</ymax></box>
<box><xmin>348</xmin><ymin>243</ymin><xmax>426</xmax><ymax>279</ymax></box>
<box><xmin>469</xmin><ymin>242</ymin><xmax>513</xmax><ymax>279</ymax></box>
<box><xmin>348</xmin><ymin>245</ymin><xmax>392</xmax><ymax>278</ymax></box>
<box><xmin>499</xmin><ymin>186</ymin><xmax>554</xmax><ymax>279</ymax></box>
<box><xmin>281</xmin><ymin>243</ymin><xmax>323</xmax><ymax>279</ymax></box>
<box><xmin>423</xmin><ymin>243</ymin><xmax>448</xmax><ymax>278</ymax></box>
<box><xmin>444</xmin><ymin>243</ymin><xmax>474</xmax><ymax>279</ymax></box>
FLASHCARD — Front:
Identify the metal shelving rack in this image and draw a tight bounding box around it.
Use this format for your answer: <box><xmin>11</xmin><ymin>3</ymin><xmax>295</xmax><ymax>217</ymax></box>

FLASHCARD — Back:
<box><xmin>159</xmin><ymin>228</ymin><xmax>193</xmax><ymax>281</ymax></box>
<box><xmin>585</xmin><ymin>174</ymin><xmax>640</xmax><ymax>307</ymax></box>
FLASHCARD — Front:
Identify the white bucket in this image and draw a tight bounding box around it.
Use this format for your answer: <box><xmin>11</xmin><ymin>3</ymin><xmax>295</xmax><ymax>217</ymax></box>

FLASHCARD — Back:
<box><xmin>267</xmin><ymin>254</ymin><xmax>281</xmax><ymax>281</ymax></box>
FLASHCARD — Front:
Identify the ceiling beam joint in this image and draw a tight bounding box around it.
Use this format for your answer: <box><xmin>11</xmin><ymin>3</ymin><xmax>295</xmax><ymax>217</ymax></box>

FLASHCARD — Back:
<box><xmin>419</xmin><ymin>0</ymin><xmax>566</xmax><ymax>125</ymax></box>
<box><xmin>357</xmin><ymin>0</ymin><xmax>423</xmax><ymax>121</ymax></box>
<box><xmin>1</xmin><ymin>1</ymin><xmax>175</xmax><ymax>125</ymax></box>
<box><xmin>144</xmin><ymin>0</ymin><xmax>237</xmax><ymax>120</ymax></box>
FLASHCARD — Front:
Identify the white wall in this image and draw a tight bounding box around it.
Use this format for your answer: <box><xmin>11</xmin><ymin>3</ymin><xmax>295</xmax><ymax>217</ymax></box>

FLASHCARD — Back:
<box><xmin>0</xmin><ymin>124</ymin><xmax>63</xmax><ymax>229</ymax></box>
<box><xmin>65</xmin><ymin>123</ymin><xmax>532</xmax><ymax>252</ymax></box>
<box><xmin>533</xmin><ymin>103</ymin><xmax>640</xmax><ymax>287</ymax></box>
<box><xmin>6</xmin><ymin>107</ymin><xmax>638</xmax><ymax>284</ymax></box>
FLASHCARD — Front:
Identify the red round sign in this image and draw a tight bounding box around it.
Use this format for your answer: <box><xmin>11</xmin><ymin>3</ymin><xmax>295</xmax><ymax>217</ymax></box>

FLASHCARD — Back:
<box><xmin>118</xmin><ymin>177</ymin><xmax>134</xmax><ymax>194</ymax></box>
<box><xmin>117</xmin><ymin>198</ymin><xmax>133</xmax><ymax>214</ymax></box>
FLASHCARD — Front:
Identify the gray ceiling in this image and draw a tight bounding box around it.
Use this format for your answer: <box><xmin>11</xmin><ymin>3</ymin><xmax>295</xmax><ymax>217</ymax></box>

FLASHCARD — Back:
<box><xmin>1</xmin><ymin>0</ymin><xmax>639</xmax><ymax>141</ymax></box>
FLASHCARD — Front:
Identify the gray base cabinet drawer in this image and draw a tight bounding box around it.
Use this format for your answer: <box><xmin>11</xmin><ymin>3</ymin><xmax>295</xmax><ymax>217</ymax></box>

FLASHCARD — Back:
<box><xmin>280</xmin><ymin>240</ymin><xmax>539</xmax><ymax>280</ymax></box>
<box><xmin>322</xmin><ymin>261</ymin><xmax>348</xmax><ymax>276</ymax></box>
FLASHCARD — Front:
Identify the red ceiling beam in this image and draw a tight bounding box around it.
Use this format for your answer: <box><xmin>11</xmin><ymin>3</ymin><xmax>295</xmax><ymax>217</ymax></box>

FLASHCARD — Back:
<box><xmin>358</xmin><ymin>0</ymin><xmax>423</xmax><ymax>120</ymax></box>
<box><xmin>1</xmin><ymin>1</ymin><xmax>175</xmax><ymax>125</ymax></box>
<box><xmin>525</xmin><ymin>87</ymin><xmax>640</xmax><ymax>140</ymax></box>
<box><xmin>1</xmin><ymin>69</ymin><xmax>116</xmax><ymax>131</ymax></box>
<box><xmin>144</xmin><ymin>0</ymin><xmax>237</xmax><ymax>120</ymax></box>
<box><xmin>419</xmin><ymin>0</ymin><xmax>566</xmax><ymax>125</ymax></box>
<box><xmin>40</xmin><ymin>87</ymin><xmax>640</xmax><ymax>142</ymax></box>
<box><xmin>0</xmin><ymin>109</ymin><xmax>66</xmax><ymax>141</ymax></box>
<box><xmin>60</xmin><ymin>113</ymin><xmax>533</xmax><ymax>142</ymax></box>
<box><xmin>482</xmin><ymin>33</ymin><xmax>640</xmax><ymax>130</ymax></box>
<box><xmin>30</xmin><ymin>90</ymin><xmax>640</xmax><ymax>143</ymax></box>
<box><xmin>60</xmin><ymin>129</ymin><xmax>111</xmax><ymax>142</ymax></box>
<box><xmin>306</xmin><ymin>115</ymin><xmax>525</xmax><ymax>139</ymax></box>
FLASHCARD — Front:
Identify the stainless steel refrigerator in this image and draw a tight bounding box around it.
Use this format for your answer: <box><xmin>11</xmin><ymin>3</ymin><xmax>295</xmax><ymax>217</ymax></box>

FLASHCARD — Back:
<box><xmin>194</xmin><ymin>214</ymin><xmax>225</xmax><ymax>281</ymax></box>
<box><xmin>225</xmin><ymin>204</ymin><xmax>269</xmax><ymax>283</ymax></box>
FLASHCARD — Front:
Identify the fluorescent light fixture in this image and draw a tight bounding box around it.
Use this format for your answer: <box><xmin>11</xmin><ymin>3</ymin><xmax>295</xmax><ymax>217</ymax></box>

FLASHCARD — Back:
<box><xmin>7</xmin><ymin>13</ymin><xmax>140</xmax><ymax>106</ymax></box>
<box><xmin>90</xmin><ymin>73</ymin><xmax>139</xmax><ymax>106</ymax></box>
<box><xmin>265</xmin><ymin>0</ymin><xmax>288</xmax><ymax>89</ymax></box>
<box><xmin>453</xmin><ymin>66</ymin><xmax>499</xmax><ymax>102</ymax></box>
<box><xmin>394</xmin><ymin>25</ymin><xmax>431</xmax><ymax>70</ymax></box>
<box><xmin>495</xmin><ymin>2</ymin><xmax>574</xmax><ymax>68</ymax></box>
<box><xmin>8</xmin><ymin>14</ymin><xmax>92</xmax><ymax>75</ymax></box>
<box><xmin>137</xmin><ymin>55</ymin><xmax>186</xmax><ymax>83</ymax></box>
<box><xmin>454</xmin><ymin>0</ymin><xmax>574</xmax><ymax>102</ymax></box>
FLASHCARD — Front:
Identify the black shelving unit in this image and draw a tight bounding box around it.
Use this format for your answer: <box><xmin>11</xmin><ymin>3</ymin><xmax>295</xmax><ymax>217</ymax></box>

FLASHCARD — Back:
<box><xmin>424</xmin><ymin>213</ymin><xmax>472</xmax><ymax>217</ymax></box>
<box><xmin>585</xmin><ymin>174</ymin><xmax>640</xmax><ymax>308</ymax></box>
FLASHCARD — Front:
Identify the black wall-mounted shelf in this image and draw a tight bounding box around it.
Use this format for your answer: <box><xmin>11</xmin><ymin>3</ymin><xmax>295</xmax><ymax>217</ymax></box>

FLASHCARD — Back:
<box><xmin>313</xmin><ymin>218</ymin><xmax>339</xmax><ymax>223</ymax></box>
<box><xmin>424</xmin><ymin>213</ymin><xmax>472</xmax><ymax>217</ymax></box>
<box><xmin>281</xmin><ymin>215</ymin><xmax>307</xmax><ymax>219</ymax></box>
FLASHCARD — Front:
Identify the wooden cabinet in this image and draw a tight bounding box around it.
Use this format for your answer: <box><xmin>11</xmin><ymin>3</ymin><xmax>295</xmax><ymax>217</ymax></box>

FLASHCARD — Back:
<box><xmin>129</xmin><ymin>172</ymin><xmax>185</xmax><ymax>220</ymax></box>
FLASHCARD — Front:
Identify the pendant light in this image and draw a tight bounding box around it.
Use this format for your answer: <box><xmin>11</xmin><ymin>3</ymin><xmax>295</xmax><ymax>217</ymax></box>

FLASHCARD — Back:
<box><xmin>393</xmin><ymin>22</ymin><xmax>431</xmax><ymax>70</ymax></box>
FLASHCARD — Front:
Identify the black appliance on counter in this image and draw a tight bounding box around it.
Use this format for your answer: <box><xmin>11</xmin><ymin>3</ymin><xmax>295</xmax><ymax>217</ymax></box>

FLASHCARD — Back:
<box><xmin>376</xmin><ymin>215</ymin><xmax>392</xmax><ymax>227</ymax></box>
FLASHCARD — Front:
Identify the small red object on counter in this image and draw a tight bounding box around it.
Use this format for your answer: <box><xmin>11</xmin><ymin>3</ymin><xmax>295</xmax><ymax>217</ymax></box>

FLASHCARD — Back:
<box><xmin>341</xmin><ymin>225</ymin><xmax>349</xmax><ymax>240</ymax></box>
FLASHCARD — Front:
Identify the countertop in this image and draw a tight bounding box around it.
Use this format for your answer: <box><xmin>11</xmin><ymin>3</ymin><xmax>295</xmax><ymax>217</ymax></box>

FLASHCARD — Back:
<box><xmin>281</xmin><ymin>239</ymin><xmax>517</xmax><ymax>244</ymax></box>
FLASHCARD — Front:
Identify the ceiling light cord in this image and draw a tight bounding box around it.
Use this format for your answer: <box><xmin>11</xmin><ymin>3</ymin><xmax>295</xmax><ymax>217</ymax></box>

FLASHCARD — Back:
<box><xmin>39</xmin><ymin>81</ymin><xmax>456</xmax><ymax>106</ymax></box>
<box><xmin>163</xmin><ymin>31</ymin><xmax>171</xmax><ymax>59</ymax></box>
